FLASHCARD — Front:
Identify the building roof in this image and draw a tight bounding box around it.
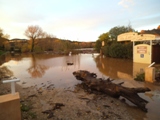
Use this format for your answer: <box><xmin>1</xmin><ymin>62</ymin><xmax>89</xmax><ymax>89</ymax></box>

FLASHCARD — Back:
<box><xmin>118</xmin><ymin>25</ymin><xmax>160</xmax><ymax>42</ymax></box>
<box><xmin>117</xmin><ymin>32</ymin><xmax>159</xmax><ymax>42</ymax></box>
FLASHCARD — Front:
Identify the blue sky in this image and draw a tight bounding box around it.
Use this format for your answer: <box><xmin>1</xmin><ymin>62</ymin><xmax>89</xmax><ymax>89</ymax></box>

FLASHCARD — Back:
<box><xmin>0</xmin><ymin>0</ymin><xmax>160</xmax><ymax>41</ymax></box>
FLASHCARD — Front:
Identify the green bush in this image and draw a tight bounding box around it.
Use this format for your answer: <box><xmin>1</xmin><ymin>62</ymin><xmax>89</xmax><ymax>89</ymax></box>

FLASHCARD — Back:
<box><xmin>95</xmin><ymin>40</ymin><xmax>102</xmax><ymax>53</ymax></box>
<box><xmin>125</xmin><ymin>42</ymin><xmax>133</xmax><ymax>59</ymax></box>
<box><xmin>134</xmin><ymin>72</ymin><xmax>145</xmax><ymax>82</ymax></box>
<box><xmin>110</xmin><ymin>43</ymin><xmax>124</xmax><ymax>58</ymax></box>
<box><xmin>21</xmin><ymin>103</ymin><xmax>31</xmax><ymax>112</ymax></box>
<box><xmin>102</xmin><ymin>45</ymin><xmax>109</xmax><ymax>57</ymax></box>
<box><xmin>102</xmin><ymin>42</ymin><xmax>133</xmax><ymax>59</ymax></box>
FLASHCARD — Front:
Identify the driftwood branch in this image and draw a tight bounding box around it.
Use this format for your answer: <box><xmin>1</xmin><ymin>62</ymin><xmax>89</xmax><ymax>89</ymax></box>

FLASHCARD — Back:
<box><xmin>73</xmin><ymin>70</ymin><xmax>151</xmax><ymax>112</ymax></box>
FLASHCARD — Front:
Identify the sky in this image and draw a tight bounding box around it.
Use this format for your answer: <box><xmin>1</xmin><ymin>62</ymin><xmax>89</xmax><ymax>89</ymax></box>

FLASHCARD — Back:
<box><xmin>0</xmin><ymin>0</ymin><xmax>160</xmax><ymax>42</ymax></box>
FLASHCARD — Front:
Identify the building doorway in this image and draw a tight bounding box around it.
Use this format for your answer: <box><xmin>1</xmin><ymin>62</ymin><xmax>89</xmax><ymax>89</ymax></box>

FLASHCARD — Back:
<box><xmin>152</xmin><ymin>45</ymin><xmax>160</xmax><ymax>63</ymax></box>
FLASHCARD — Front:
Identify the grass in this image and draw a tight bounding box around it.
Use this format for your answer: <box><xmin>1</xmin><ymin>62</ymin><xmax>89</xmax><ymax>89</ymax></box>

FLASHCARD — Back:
<box><xmin>21</xmin><ymin>102</ymin><xmax>37</xmax><ymax>119</ymax></box>
<box><xmin>21</xmin><ymin>103</ymin><xmax>31</xmax><ymax>112</ymax></box>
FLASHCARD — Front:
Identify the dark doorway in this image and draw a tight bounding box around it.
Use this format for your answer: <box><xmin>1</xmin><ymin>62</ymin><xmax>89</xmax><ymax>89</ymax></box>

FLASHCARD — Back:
<box><xmin>152</xmin><ymin>45</ymin><xmax>160</xmax><ymax>63</ymax></box>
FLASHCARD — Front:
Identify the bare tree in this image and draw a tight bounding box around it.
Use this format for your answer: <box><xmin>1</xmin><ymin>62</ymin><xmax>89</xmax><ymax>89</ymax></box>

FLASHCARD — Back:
<box><xmin>0</xmin><ymin>28</ymin><xmax>10</xmax><ymax>39</ymax></box>
<box><xmin>25</xmin><ymin>25</ymin><xmax>44</xmax><ymax>52</ymax></box>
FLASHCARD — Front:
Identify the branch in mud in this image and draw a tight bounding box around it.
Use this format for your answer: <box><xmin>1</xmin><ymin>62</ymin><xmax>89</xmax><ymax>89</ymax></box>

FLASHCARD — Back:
<box><xmin>73</xmin><ymin>70</ymin><xmax>151</xmax><ymax>112</ymax></box>
<box><xmin>42</xmin><ymin>103</ymin><xmax>65</xmax><ymax>119</ymax></box>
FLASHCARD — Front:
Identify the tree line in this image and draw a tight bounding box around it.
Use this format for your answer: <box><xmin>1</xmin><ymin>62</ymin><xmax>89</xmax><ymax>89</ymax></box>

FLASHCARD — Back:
<box><xmin>0</xmin><ymin>28</ymin><xmax>10</xmax><ymax>55</ymax></box>
<box><xmin>0</xmin><ymin>25</ymin><xmax>95</xmax><ymax>54</ymax></box>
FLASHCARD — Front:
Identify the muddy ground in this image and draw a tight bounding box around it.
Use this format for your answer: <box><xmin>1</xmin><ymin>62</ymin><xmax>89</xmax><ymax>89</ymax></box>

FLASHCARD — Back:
<box><xmin>0</xmin><ymin>80</ymin><xmax>135</xmax><ymax>120</ymax></box>
<box><xmin>0</xmin><ymin>66</ymin><xmax>138</xmax><ymax>120</ymax></box>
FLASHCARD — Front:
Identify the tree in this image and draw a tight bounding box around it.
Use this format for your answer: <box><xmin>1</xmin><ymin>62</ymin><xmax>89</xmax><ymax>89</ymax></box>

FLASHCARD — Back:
<box><xmin>95</xmin><ymin>40</ymin><xmax>102</xmax><ymax>53</ymax></box>
<box><xmin>0</xmin><ymin>28</ymin><xmax>10</xmax><ymax>39</ymax></box>
<box><xmin>0</xmin><ymin>28</ymin><xmax>3</xmax><ymax>38</ymax></box>
<box><xmin>25</xmin><ymin>25</ymin><xmax>44</xmax><ymax>52</ymax></box>
<box><xmin>95</xmin><ymin>32</ymin><xmax>112</xmax><ymax>52</ymax></box>
<box><xmin>0</xmin><ymin>28</ymin><xmax>9</xmax><ymax>50</ymax></box>
<box><xmin>98</xmin><ymin>32</ymin><xmax>112</xmax><ymax>45</ymax></box>
<box><xmin>109</xmin><ymin>25</ymin><xmax>135</xmax><ymax>41</ymax></box>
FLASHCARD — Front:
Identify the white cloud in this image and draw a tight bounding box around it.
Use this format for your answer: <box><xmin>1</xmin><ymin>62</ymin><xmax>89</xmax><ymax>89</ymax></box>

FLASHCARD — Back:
<box><xmin>118</xmin><ymin>0</ymin><xmax>134</xmax><ymax>8</ymax></box>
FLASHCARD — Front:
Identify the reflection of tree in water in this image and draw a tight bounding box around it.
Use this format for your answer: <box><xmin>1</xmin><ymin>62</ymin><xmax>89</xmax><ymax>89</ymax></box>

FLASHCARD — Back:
<box><xmin>0</xmin><ymin>53</ymin><xmax>23</xmax><ymax>66</ymax></box>
<box><xmin>10</xmin><ymin>53</ymin><xmax>23</xmax><ymax>61</ymax></box>
<box><xmin>27</xmin><ymin>54</ymin><xmax>49</xmax><ymax>78</ymax></box>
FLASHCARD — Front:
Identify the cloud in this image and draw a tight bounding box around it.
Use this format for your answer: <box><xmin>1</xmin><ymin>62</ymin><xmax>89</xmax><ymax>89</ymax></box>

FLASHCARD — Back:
<box><xmin>118</xmin><ymin>0</ymin><xmax>134</xmax><ymax>8</ymax></box>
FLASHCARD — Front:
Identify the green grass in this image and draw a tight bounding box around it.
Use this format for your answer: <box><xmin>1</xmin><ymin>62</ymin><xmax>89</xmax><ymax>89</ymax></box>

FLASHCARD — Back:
<box><xmin>21</xmin><ymin>103</ymin><xmax>31</xmax><ymax>112</ymax></box>
<box><xmin>21</xmin><ymin>102</ymin><xmax>37</xmax><ymax>119</ymax></box>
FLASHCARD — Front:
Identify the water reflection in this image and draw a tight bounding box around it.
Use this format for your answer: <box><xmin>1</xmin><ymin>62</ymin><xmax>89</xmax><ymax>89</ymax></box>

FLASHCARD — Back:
<box><xmin>94</xmin><ymin>55</ymin><xmax>133</xmax><ymax>80</ymax></box>
<box><xmin>0</xmin><ymin>53</ymin><xmax>160</xmax><ymax>120</ymax></box>
<box><xmin>27</xmin><ymin>54</ymin><xmax>49</xmax><ymax>78</ymax></box>
<box><xmin>0</xmin><ymin>53</ymin><xmax>101</xmax><ymax>88</ymax></box>
<box><xmin>61</xmin><ymin>54</ymin><xmax>81</xmax><ymax>71</ymax></box>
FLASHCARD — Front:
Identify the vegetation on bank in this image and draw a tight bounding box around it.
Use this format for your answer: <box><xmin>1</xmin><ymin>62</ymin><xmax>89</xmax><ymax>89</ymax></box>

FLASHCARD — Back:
<box><xmin>3</xmin><ymin>38</ymin><xmax>95</xmax><ymax>54</ymax></box>
<box><xmin>102</xmin><ymin>42</ymin><xmax>133</xmax><ymax>59</ymax></box>
<box><xmin>0</xmin><ymin>28</ymin><xmax>9</xmax><ymax>55</ymax></box>
<box><xmin>134</xmin><ymin>68</ymin><xmax>160</xmax><ymax>82</ymax></box>
<box><xmin>0</xmin><ymin>26</ymin><xmax>95</xmax><ymax>54</ymax></box>
<box><xmin>0</xmin><ymin>50</ymin><xmax>5</xmax><ymax>55</ymax></box>
<box><xmin>95</xmin><ymin>25</ymin><xmax>160</xmax><ymax>59</ymax></box>
<box><xmin>134</xmin><ymin>72</ymin><xmax>145</xmax><ymax>82</ymax></box>
<box><xmin>95</xmin><ymin>25</ymin><xmax>135</xmax><ymax>59</ymax></box>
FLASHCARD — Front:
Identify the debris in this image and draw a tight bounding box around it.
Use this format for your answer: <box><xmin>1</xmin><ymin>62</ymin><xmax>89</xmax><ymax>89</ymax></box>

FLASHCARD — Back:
<box><xmin>73</xmin><ymin>70</ymin><xmax>151</xmax><ymax>112</ymax></box>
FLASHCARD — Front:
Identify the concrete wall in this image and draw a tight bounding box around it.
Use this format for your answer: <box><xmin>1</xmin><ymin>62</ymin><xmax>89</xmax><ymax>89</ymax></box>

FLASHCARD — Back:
<box><xmin>145</xmin><ymin>67</ymin><xmax>155</xmax><ymax>83</ymax></box>
<box><xmin>134</xmin><ymin>44</ymin><xmax>151</xmax><ymax>64</ymax></box>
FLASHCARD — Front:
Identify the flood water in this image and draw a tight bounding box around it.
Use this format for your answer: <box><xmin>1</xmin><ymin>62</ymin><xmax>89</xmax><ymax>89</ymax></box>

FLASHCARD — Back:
<box><xmin>0</xmin><ymin>53</ymin><xmax>160</xmax><ymax>120</ymax></box>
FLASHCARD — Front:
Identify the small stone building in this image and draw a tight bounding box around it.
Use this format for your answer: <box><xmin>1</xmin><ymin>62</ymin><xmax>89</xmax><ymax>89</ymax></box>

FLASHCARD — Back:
<box><xmin>118</xmin><ymin>32</ymin><xmax>160</xmax><ymax>64</ymax></box>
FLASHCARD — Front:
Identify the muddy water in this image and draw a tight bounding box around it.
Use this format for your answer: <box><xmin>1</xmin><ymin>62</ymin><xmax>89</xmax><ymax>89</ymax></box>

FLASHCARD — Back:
<box><xmin>0</xmin><ymin>53</ymin><xmax>160</xmax><ymax>120</ymax></box>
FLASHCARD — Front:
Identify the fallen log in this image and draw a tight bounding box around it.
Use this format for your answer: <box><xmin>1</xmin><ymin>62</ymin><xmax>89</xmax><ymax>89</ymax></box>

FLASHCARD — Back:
<box><xmin>73</xmin><ymin>70</ymin><xmax>151</xmax><ymax>112</ymax></box>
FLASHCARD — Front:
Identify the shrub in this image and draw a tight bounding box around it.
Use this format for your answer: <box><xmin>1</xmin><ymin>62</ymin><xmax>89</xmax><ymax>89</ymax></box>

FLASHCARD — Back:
<box><xmin>124</xmin><ymin>42</ymin><xmax>133</xmax><ymax>59</ymax></box>
<box><xmin>0</xmin><ymin>50</ymin><xmax>3</xmax><ymax>55</ymax></box>
<box><xmin>102</xmin><ymin>45</ymin><xmax>110</xmax><ymax>56</ymax></box>
<box><xmin>21</xmin><ymin>44</ymin><xmax>30</xmax><ymax>52</ymax></box>
<box><xmin>134</xmin><ymin>72</ymin><xmax>145</xmax><ymax>82</ymax></box>
<box><xmin>95</xmin><ymin>40</ymin><xmax>102</xmax><ymax>53</ymax></box>
<box><xmin>0</xmin><ymin>50</ymin><xmax>6</xmax><ymax>56</ymax></box>
<box><xmin>34</xmin><ymin>46</ymin><xmax>43</xmax><ymax>53</ymax></box>
<box><xmin>102</xmin><ymin>42</ymin><xmax>133</xmax><ymax>59</ymax></box>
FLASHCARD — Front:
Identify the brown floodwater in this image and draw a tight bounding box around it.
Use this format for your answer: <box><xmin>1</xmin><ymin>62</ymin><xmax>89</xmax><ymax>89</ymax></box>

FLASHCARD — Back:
<box><xmin>0</xmin><ymin>53</ymin><xmax>160</xmax><ymax>120</ymax></box>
